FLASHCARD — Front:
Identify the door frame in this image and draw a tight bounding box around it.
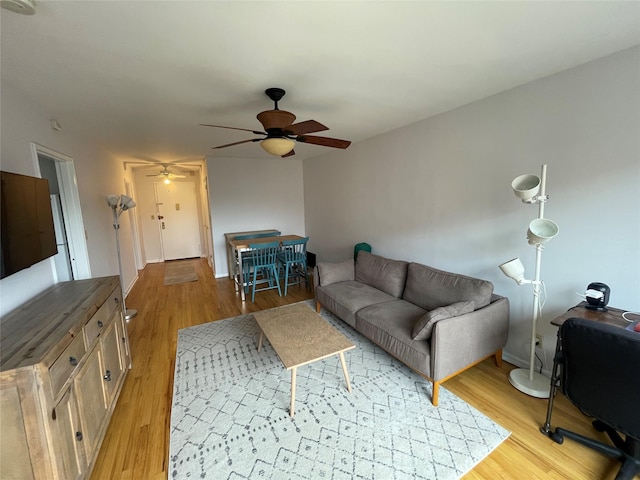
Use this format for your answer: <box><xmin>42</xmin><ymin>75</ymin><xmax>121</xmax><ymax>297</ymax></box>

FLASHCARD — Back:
<box><xmin>124</xmin><ymin>180</ymin><xmax>144</xmax><ymax>270</ymax></box>
<box><xmin>30</xmin><ymin>143</ymin><xmax>91</xmax><ymax>279</ymax></box>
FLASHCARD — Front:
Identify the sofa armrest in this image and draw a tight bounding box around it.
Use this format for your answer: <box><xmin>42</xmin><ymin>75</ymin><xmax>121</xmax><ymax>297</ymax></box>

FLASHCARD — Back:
<box><xmin>430</xmin><ymin>295</ymin><xmax>509</xmax><ymax>381</ymax></box>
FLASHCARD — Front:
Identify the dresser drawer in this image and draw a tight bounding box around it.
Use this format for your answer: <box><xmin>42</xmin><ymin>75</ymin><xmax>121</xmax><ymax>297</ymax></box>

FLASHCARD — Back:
<box><xmin>105</xmin><ymin>287</ymin><xmax>123</xmax><ymax>316</ymax></box>
<box><xmin>49</xmin><ymin>334</ymin><xmax>86</xmax><ymax>397</ymax></box>
<box><xmin>84</xmin><ymin>302</ymin><xmax>111</xmax><ymax>347</ymax></box>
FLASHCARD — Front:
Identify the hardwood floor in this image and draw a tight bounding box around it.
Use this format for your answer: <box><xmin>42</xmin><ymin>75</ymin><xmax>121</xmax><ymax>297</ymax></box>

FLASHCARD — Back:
<box><xmin>91</xmin><ymin>258</ymin><xmax>618</xmax><ymax>479</ymax></box>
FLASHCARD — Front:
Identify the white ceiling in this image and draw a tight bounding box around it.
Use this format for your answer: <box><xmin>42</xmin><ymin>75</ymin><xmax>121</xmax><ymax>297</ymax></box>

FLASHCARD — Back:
<box><xmin>1</xmin><ymin>1</ymin><xmax>639</xmax><ymax>163</ymax></box>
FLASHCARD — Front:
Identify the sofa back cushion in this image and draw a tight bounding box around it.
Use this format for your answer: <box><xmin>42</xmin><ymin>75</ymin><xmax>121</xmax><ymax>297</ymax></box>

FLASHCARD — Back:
<box><xmin>317</xmin><ymin>260</ymin><xmax>355</xmax><ymax>286</ymax></box>
<box><xmin>355</xmin><ymin>252</ymin><xmax>408</xmax><ymax>298</ymax></box>
<box><xmin>403</xmin><ymin>262</ymin><xmax>493</xmax><ymax>311</ymax></box>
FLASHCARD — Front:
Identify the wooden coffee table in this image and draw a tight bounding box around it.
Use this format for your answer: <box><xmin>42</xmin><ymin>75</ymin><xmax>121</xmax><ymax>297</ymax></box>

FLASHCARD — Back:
<box><xmin>252</xmin><ymin>303</ymin><xmax>355</xmax><ymax>417</ymax></box>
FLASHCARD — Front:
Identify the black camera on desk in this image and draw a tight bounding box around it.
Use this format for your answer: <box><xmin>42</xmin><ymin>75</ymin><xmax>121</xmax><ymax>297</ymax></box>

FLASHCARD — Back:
<box><xmin>585</xmin><ymin>282</ymin><xmax>610</xmax><ymax>311</ymax></box>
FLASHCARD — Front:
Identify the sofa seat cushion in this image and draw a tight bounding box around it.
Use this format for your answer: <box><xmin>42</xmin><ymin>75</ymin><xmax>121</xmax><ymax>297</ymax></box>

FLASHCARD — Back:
<box><xmin>316</xmin><ymin>281</ymin><xmax>396</xmax><ymax>328</ymax></box>
<box><xmin>355</xmin><ymin>252</ymin><xmax>408</xmax><ymax>298</ymax></box>
<box><xmin>355</xmin><ymin>300</ymin><xmax>431</xmax><ymax>376</ymax></box>
<box><xmin>403</xmin><ymin>262</ymin><xmax>494</xmax><ymax>311</ymax></box>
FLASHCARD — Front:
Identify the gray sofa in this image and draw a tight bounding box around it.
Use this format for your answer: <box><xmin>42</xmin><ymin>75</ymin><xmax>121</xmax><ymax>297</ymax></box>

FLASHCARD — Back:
<box><xmin>314</xmin><ymin>251</ymin><xmax>509</xmax><ymax>405</ymax></box>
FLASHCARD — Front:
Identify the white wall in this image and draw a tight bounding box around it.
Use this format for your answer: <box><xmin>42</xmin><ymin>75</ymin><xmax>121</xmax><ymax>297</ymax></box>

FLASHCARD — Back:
<box><xmin>0</xmin><ymin>83</ymin><xmax>139</xmax><ymax>316</ymax></box>
<box><xmin>207</xmin><ymin>156</ymin><xmax>306</xmax><ymax>277</ymax></box>
<box><xmin>303</xmin><ymin>47</ymin><xmax>640</xmax><ymax>373</ymax></box>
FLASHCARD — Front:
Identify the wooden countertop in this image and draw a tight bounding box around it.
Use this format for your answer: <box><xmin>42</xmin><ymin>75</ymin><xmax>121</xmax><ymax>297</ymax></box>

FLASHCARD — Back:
<box><xmin>0</xmin><ymin>276</ymin><xmax>120</xmax><ymax>371</ymax></box>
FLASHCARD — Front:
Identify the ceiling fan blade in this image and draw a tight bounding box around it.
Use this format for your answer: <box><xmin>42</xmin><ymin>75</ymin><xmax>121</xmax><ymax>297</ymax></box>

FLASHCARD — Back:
<box><xmin>200</xmin><ymin>124</ymin><xmax>266</xmax><ymax>135</ymax></box>
<box><xmin>281</xmin><ymin>149</ymin><xmax>296</xmax><ymax>158</ymax></box>
<box><xmin>212</xmin><ymin>138</ymin><xmax>262</xmax><ymax>149</ymax></box>
<box><xmin>284</xmin><ymin>120</ymin><xmax>329</xmax><ymax>136</ymax></box>
<box><xmin>296</xmin><ymin>135</ymin><xmax>351</xmax><ymax>149</ymax></box>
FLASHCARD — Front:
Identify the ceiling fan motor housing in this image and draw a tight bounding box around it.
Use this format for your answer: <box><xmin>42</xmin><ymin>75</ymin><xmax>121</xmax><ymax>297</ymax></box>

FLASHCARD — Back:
<box><xmin>257</xmin><ymin>110</ymin><xmax>296</xmax><ymax>132</ymax></box>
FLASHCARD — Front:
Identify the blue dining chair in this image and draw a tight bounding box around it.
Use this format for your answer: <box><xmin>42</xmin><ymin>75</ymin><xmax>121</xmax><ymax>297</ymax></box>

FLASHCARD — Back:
<box><xmin>233</xmin><ymin>232</ymin><xmax>281</xmax><ymax>290</ymax></box>
<box><xmin>277</xmin><ymin>237</ymin><xmax>309</xmax><ymax>296</ymax></box>
<box><xmin>245</xmin><ymin>241</ymin><xmax>282</xmax><ymax>302</ymax></box>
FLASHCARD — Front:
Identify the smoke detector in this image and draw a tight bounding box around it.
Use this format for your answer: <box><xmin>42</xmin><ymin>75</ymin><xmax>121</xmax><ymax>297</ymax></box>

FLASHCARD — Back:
<box><xmin>1</xmin><ymin>0</ymin><xmax>36</xmax><ymax>15</ymax></box>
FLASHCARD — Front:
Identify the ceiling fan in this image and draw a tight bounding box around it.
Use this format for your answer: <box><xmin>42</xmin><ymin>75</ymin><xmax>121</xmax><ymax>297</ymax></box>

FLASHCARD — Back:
<box><xmin>201</xmin><ymin>88</ymin><xmax>351</xmax><ymax>157</ymax></box>
<box><xmin>145</xmin><ymin>164</ymin><xmax>186</xmax><ymax>179</ymax></box>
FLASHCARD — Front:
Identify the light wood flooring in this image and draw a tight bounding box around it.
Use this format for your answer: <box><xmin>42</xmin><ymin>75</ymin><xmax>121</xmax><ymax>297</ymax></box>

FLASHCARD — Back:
<box><xmin>90</xmin><ymin>258</ymin><xmax>620</xmax><ymax>479</ymax></box>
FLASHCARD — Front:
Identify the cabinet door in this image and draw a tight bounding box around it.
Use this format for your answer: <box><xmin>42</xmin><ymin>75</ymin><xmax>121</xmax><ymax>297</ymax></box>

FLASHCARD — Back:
<box><xmin>0</xmin><ymin>383</ymin><xmax>35</xmax><ymax>480</ymax></box>
<box><xmin>74</xmin><ymin>346</ymin><xmax>107</xmax><ymax>461</ymax></box>
<box><xmin>100</xmin><ymin>317</ymin><xmax>125</xmax><ymax>405</ymax></box>
<box><xmin>53</xmin><ymin>387</ymin><xmax>86</xmax><ymax>480</ymax></box>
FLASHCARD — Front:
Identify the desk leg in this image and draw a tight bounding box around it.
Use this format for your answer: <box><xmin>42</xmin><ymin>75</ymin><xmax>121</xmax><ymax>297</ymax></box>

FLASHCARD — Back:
<box><xmin>237</xmin><ymin>249</ymin><xmax>246</xmax><ymax>302</ymax></box>
<box><xmin>541</xmin><ymin>329</ymin><xmax>563</xmax><ymax>436</ymax></box>
<box><xmin>290</xmin><ymin>367</ymin><xmax>297</xmax><ymax>418</ymax></box>
<box><xmin>339</xmin><ymin>352</ymin><xmax>352</xmax><ymax>393</ymax></box>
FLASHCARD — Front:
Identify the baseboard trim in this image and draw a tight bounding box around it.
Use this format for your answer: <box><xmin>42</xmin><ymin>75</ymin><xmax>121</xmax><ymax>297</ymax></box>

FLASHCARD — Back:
<box><xmin>502</xmin><ymin>351</ymin><xmax>552</xmax><ymax>378</ymax></box>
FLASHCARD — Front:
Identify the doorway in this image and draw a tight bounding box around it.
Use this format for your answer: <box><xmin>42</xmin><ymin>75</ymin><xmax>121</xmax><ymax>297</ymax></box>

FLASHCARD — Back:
<box><xmin>32</xmin><ymin>143</ymin><xmax>91</xmax><ymax>280</ymax></box>
<box><xmin>155</xmin><ymin>181</ymin><xmax>201</xmax><ymax>260</ymax></box>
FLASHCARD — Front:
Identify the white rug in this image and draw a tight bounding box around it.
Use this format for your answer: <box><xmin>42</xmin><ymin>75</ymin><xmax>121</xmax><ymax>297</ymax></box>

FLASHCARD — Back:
<box><xmin>170</xmin><ymin>301</ymin><xmax>509</xmax><ymax>479</ymax></box>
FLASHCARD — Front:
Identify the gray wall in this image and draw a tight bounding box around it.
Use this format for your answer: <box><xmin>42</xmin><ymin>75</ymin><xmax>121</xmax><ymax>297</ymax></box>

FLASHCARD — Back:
<box><xmin>303</xmin><ymin>47</ymin><xmax>640</xmax><ymax>372</ymax></box>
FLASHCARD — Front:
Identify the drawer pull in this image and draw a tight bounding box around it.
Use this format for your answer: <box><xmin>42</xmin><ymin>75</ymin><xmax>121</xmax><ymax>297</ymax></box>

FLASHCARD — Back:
<box><xmin>69</xmin><ymin>356</ymin><xmax>78</xmax><ymax>366</ymax></box>
<box><xmin>104</xmin><ymin>370</ymin><xmax>112</xmax><ymax>382</ymax></box>
<box><xmin>98</xmin><ymin>320</ymin><xmax>104</xmax><ymax>328</ymax></box>
<box><xmin>114</xmin><ymin>297</ymin><xmax>120</xmax><ymax>304</ymax></box>
<box><xmin>76</xmin><ymin>431</ymin><xmax>83</xmax><ymax>442</ymax></box>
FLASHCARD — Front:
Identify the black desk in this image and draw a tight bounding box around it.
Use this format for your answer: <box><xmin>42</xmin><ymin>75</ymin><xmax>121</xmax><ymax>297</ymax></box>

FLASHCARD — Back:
<box><xmin>540</xmin><ymin>302</ymin><xmax>631</xmax><ymax>436</ymax></box>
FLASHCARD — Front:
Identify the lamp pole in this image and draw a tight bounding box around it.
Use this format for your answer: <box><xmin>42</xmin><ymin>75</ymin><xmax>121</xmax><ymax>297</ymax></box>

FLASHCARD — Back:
<box><xmin>529</xmin><ymin>164</ymin><xmax>546</xmax><ymax>383</ymax></box>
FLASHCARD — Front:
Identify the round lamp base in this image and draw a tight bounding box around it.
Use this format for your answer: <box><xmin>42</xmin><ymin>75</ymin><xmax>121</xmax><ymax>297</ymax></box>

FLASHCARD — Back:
<box><xmin>124</xmin><ymin>308</ymin><xmax>138</xmax><ymax>321</ymax></box>
<box><xmin>509</xmin><ymin>368</ymin><xmax>550</xmax><ymax>398</ymax></box>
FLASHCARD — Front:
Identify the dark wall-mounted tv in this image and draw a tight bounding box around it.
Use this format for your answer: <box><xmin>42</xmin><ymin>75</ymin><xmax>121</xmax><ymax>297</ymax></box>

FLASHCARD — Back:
<box><xmin>1</xmin><ymin>171</ymin><xmax>58</xmax><ymax>279</ymax></box>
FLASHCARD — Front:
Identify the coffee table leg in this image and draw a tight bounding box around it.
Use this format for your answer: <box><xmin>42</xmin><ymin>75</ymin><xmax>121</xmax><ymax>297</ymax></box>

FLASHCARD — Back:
<box><xmin>290</xmin><ymin>367</ymin><xmax>297</xmax><ymax>418</ymax></box>
<box><xmin>339</xmin><ymin>352</ymin><xmax>352</xmax><ymax>393</ymax></box>
<box><xmin>257</xmin><ymin>331</ymin><xmax>263</xmax><ymax>352</ymax></box>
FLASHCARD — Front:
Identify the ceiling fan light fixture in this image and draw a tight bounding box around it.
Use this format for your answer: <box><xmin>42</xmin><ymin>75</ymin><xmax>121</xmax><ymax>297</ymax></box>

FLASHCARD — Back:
<box><xmin>260</xmin><ymin>138</ymin><xmax>295</xmax><ymax>156</ymax></box>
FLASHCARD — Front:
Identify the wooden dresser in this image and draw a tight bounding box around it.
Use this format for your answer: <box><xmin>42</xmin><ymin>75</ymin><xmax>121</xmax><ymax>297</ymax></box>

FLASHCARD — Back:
<box><xmin>0</xmin><ymin>276</ymin><xmax>131</xmax><ymax>480</ymax></box>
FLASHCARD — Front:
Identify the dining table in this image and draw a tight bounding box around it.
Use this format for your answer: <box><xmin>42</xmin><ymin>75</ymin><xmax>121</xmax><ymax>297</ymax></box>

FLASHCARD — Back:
<box><xmin>224</xmin><ymin>229</ymin><xmax>281</xmax><ymax>279</ymax></box>
<box><xmin>228</xmin><ymin>234</ymin><xmax>305</xmax><ymax>301</ymax></box>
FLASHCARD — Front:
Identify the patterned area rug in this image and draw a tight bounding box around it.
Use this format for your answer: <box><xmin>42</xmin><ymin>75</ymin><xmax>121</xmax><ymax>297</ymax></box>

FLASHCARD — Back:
<box><xmin>164</xmin><ymin>260</ymin><xmax>198</xmax><ymax>285</ymax></box>
<box><xmin>170</xmin><ymin>301</ymin><xmax>509</xmax><ymax>479</ymax></box>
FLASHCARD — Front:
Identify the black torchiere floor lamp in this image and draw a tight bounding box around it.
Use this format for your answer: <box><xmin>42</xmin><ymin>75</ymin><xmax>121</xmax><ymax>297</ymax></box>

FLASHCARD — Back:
<box><xmin>107</xmin><ymin>194</ymin><xmax>138</xmax><ymax>321</ymax></box>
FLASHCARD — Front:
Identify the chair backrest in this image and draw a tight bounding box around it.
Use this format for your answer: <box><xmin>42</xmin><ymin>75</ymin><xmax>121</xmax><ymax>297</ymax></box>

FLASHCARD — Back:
<box><xmin>354</xmin><ymin>242</ymin><xmax>371</xmax><ymax>261</ymax></box>
<box><xmin>560</xmin><ymin>317</ymin><xmax>640</xmax><ymax>440</ymax></box>
<box><xmin>280</xmin><ymin>237</ymin><xmax>308</xmax><ymax>262</ymax></box>
<box><xmin>248</xmin><ymin>242</ymin><xmax>280</xmax><ymax>266</ymax></box>
<box><xmin>234</xmin><ymin>231</ymin><xmax>281</xmax><ymax>241</ymax></box>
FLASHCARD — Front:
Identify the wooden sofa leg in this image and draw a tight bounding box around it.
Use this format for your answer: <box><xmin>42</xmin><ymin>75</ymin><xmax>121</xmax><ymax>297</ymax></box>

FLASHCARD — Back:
<box><xmin>316</xmin><ymin>301</ymin><xmax>322</xmax><ymax>313</ymax></box>
<box><xmin>432</xmin><ymin>382</ymin><xmax>440</xmax><ymax>406</ymax></box>
<box><xmin>494</xmin><ymin>349</ymin><xmax>503</xmax><ymax>368</ymax></box>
